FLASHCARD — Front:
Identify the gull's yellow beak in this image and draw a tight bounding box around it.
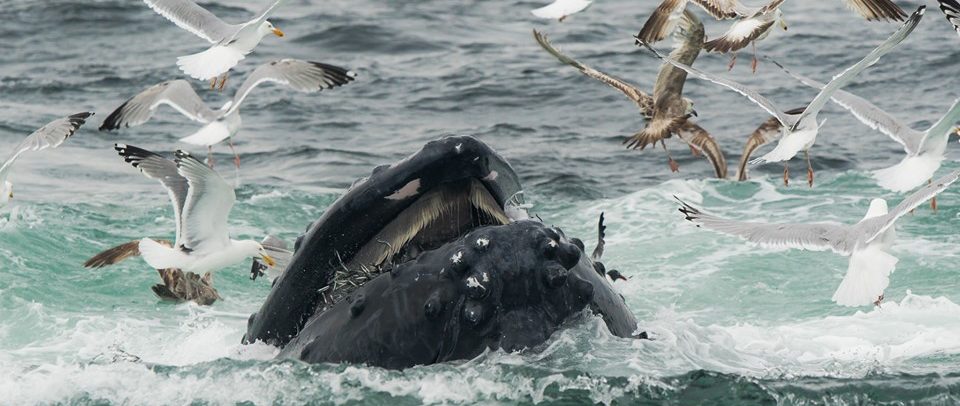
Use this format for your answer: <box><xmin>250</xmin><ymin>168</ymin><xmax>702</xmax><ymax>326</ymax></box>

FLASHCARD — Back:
<box><xmin>272</xmin><ymin>27</ymin><xmax>284</xmax><ymax>37</ymax></box>
<box><xmin>954</xmin><ymin>126</ymin><xmax>960</xmax><ymax>137</ymax></box>
<box><xmin>260</xmin><ymin>253</ymin><xmax>277</xmax><ymax>267</ymax></box>
<box><xmin>779</xmin><ymin>17</ymin><xmax>788</xmax><ymax>31</ymax></box>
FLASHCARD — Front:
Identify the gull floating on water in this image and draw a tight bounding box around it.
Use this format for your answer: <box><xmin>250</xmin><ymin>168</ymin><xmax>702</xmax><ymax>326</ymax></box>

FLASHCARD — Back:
<box><xmin>534</xmin><ymin>11</ymin><xmax>730</xmax><ymax>177</ymax></box>
<box><xmin>939</xmin><ymin>0</ymin><xmax>960</xmax><ymax>37</ymax></box>
<box><xmin>531</xmin><ymin>0</ymin><xmax>593</xmax><ymax>22</ymax></box>
<box><xmin>768</xmin><ymin>58</ymin><xmax>960</xmax><ymax>205</ymax></box>
<box><xmin>677</xmin><ymin>169</ymin><xmax>960</xmax><ymax>307</ymax></box>
<box><xmin>641</xmin><ymin>6</ymin><xmax>925</xmax><ymax>186</ymax></box>
<box><xmin>100</xmin><ymin>59</ymin><xmax>355</xmax><ymax>168</ymax></box>
<box><xmin>142</xmin><ymin>0</ymin><xmax>286</xmax><ymax>88</ymax></box>
<box><xmin>1</xmin><ymin>112</ymin><xmax>93</xmax><ymax>205</ymax></box>
<box><xmin>113</xmin><ymin>144</ymin><xmax>277</xmax><ymax>275</ymax></box>
<box><xmin>636</xmin><ymin>0</ymin><xmax>907</xmax><ymax>45</ymax></box>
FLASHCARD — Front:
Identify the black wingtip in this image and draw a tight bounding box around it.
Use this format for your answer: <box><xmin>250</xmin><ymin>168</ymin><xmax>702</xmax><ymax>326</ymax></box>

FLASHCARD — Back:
<box><xmin>307</xmin><ymin>61</ymin><xmax>358</xmax><ymax>89</ymax></box>
<box><xmin>99</xmin><ymin>100</ymin><xmax>129</xmax><ymax>131</ymax></box>
<box><xmin>674</xmin><ymin>195</ymin><xmax>702</xmax><ymax>222</ymax></box>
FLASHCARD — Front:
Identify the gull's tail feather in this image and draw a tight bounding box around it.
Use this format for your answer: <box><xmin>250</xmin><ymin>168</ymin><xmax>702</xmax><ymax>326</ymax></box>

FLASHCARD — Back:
<box><xmin>138</xmin><ymin>238</ymin><xmax>189</xmax><ymax>270</ymax></box>
<box><xmin>872</xmin><ymin>155</ymin><xmax>944</xmax><ymax>193</ymax></box>
<box><xmin>177</xmin><ymin>46</ymin><xmax>245</xmax><ymax>80</ymax></box>
<box><xmin>179</xmin><ymin>122</ymin><xmax>231</xmax><ymax>146</ymax></box>
<box><xmin>832</xmin><ymin>247</ymin><xmax>898</xmax><ymax>307</ymax></box>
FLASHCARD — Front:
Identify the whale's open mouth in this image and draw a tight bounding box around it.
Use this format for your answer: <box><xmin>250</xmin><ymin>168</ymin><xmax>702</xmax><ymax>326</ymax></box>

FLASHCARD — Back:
<box><xmin>245</xmin><ymin>136</ymin><xmax>525</xmax><ymax>346</ymax></box>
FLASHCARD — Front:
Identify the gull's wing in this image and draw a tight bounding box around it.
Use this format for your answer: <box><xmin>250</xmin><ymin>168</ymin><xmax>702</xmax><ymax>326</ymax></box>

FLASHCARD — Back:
<box><xmin>100</xmin><ymin>80</ymin><xmax>216</xmax><ymax>131</ymax></box>
<box><xmin>641</xmin><ymin>43</ymin><xmax>791</xmax><ymax>126</ymax></box>
<box><xmin>856</xmin><ymin>169</ymin><xmax>960</xmax><ymax>245</ymax></box>
<box><xmin>174</xmin><ymin>150</ymin><xmax>235</xmax><ymax>253</ymax></box>
<box><xmin>84</xmin><ymin>239</ymin><xmax>173</xmax><ymax>268</ymax></box>
<box><xmin>795</xmin><ymin>6</ymin><xmax>924</xmax><ymax>131</ymax></box>
<box><xmin>636</xmin><ymin>0</ymin><xmax>740</xmax><ymax>44</ymax></box>
<box><xmin>674</xmin><ymin>121</ymin><xmax>728</xmax><ymax>179</ymax></box>
<box><xmin>533</xmin><ymin>30</ymin><xmax>653</xmax><ymax>110</ymax></box>
<box><xmin>677</xmin><ymin>197</ymin><xmax>859</xmax><ymax>255</ymax></box>
<box><xmin>249</xmin><ymin>0</ymin><xmax>285</xmax><ymax>25</ymax></box>
<box><xmin>767</xmin><ymin>58</ymin><xmax>923</xmax><ymax>155</ymax></box>
<box><xmin>228</xmin><ymin>59</ymin><xmax>356</xmax><ymax>115</ymax></box>
<box><xmin>0</xmin><ymin>112</ymin><xmax>93</xmax><ymax>183</ymax></box>
<box><xmin>115</xmin><ymin>144</ymin><xmax>189</xmax><ymax>247</ymax></box>
<box><xmin>939</xmin><ymin>0</ymin><xmax>960</xmax><ymax>36</ymax></box>
<box><xmin>653</xmin><ymin>9</ymin><xmax>704</xmax><ymax>103</ymax></box>
<box><xmin>142</xmin><ymin>0</ymin><xmax>235</xmax><ymax>43</ymax></box>
<box><xmin>842</xmin><ymin>0</ymin><xmax>908</xmax><ymax>21</ymax></box>
<box><xmin>592</xmin><ymin>212</ymin><xmax>606</xmax><ymax>260</ymax></box>
<box><xmin>736</xmin><ymin>116</ymin><xmax>783</xmax><ymax>181</ymax></box>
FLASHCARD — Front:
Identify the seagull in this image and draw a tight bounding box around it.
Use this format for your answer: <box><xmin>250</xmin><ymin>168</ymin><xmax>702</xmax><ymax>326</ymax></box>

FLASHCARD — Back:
<box><xmin>142</xmin><ymin>0</ymin><xmax>287</xmax><ymax>89</ymax></box>
<box><xmin>701</xmin><ymin>0</ymin><xmax>788</xmax><ymax>73</ymax></box>
<box><xmin>735</xmin><ymin>107</ymin><xmax>803</xmax><ymax>182</ymax></box>
<box><xmin>636</xmin><ymin>0</ymin><xmax>907</xmax><ymax>45</ymax></box>
<box><xmin>100</xmin><ymin>59</ymin><xmax>356</xmax><ymax>168</ymax></box>
<box><xmin>113</xmin><ymin>144</ymin><xmax>277</xmax><ymax>275</ymax></box>
<box><xmin>768</xmin><ymin>58</ymin><xmax>960</xmax><ymax>209</ymax></box>
<box><xmin>939</xmin><ymin>0</ymin><xmax>960</xmax><ymax>37</ymax></box>
<box><xmin>531</xmin><ymin>0</ymin><xmax>593</xmax><ymax>22</ymax></box>
<box><xmin>1</xmin><ymin>112</ymin><xmax>93</xmax><ymax>205</ymax></box>
<box><xmin>677</xmin><ymin>169</ymin><xmax>960</xmax><ymax>307</ymax></box>
<box><xmin>533</xmin><ymin>11</ymin><xmax>729</xmax><ymax>176</ymax></box>
<box><xmin>641</xmin><ymin>6</ymin><xmax>925</xmax><ymax>187</ymax></box>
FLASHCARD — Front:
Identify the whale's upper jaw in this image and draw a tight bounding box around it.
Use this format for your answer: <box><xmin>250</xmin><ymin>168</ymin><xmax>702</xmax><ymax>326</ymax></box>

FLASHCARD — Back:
<box><xmin>245</xmin><ymin>136</ymin><xmax>524</xmax><ymax>347</ymax></box>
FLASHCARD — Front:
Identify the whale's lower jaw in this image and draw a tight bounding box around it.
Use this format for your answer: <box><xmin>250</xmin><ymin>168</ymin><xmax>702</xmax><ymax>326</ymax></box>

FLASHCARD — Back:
<box><xmin>278</xmin><ymin>220</ymin><xmax>639</xmax><ymax>368</ymax></box>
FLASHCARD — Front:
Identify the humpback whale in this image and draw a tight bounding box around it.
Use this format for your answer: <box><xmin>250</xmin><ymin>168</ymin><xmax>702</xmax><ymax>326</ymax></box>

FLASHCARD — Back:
<box><xmin>244</xmin><ymin>136</ymin><xmax>642</xmax><ymax>367</ymax></box>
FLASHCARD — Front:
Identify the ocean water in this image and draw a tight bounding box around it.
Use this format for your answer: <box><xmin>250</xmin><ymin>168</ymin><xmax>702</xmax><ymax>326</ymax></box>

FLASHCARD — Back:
<box><xmin>2</xmin><ymin>0</ymin><xmax>960</xmax><ymax>404</ymax></box>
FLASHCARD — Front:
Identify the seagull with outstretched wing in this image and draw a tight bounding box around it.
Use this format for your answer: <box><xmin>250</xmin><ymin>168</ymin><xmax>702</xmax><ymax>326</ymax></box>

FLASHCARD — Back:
<box><xmin>938</xmin><ymin>0</ymin><xmax>960</xmax><ymax>37</ymax></box>
<box><xmin>531</xmin><ymin>0</ymin><xmax>592</xmax><ymax>21</ymax></box>
<box><xmin>100</xmin><ymin>59</ymin><xmax>355</xmax><ymax>168</ymax></box>
<box><xmin>1</xmin><ymin>112</ymin><xmax>93</xmax><ymax>205</ymax></box>
<box><xmin>641</xmin><ymin>6</ymin><xmax>925</xmax><ymax>187</ymax></box>
<box><xmin>142</xmin><ymin>0</ymin><xmax>287</xmax><ymax>88</ymax></box>
<box><xmin>113</xmin><ymin>144</ymin><xmax>276</xmax><ymax>276</ymax></box>
<box><xmin>677</xmin><ymin>169</ymin><xmax>960</xmax><ymax>307</ymax></box>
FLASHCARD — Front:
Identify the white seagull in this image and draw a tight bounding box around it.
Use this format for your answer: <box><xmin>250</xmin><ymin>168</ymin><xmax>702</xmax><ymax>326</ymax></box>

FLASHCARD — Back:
<box><xmin>641</xmin><ymin>6</ymin><xmax>925</xmax><ymax>187</ymax></box>
<box><xmin>100</xmin><ymin>59</ymin><xmax>356</xmax><ymax>168</ymax></box>
<box><xmin>701</xmin><ymin>0</ymin><xmax>788</xmax><ymax>72</ymax></box>
<box><xmin>531</xmin><ymin>0</ymin><xmax>593</xmax><ymax>22</ymax></box>
<box><xmin>677</xmin><ymin>169</ymin><xmax>960</xmax><ymax>307</ymax></box>
<box><xmin>768</xmin><ymin>58</ymin><xmax>960</xmax><ymax>205</ymax></box>
<box><xmin>939</xmin><ymin>0</ymin><xmax>960</xmax><ymax>37</ymax></box>
<box><xmin>142</xmin><ymin>0</ymin><xmax>286</xmax><ymax>88</ymax></box>
<box><xmin>1</xmin><ymin>112</ymin><xmax>93</xmax><ymax>205</ymax></box>
<box><xmin>114</xmin><ymin>144</ymin><xmax>276</xmax><ymax>275</ymax></box>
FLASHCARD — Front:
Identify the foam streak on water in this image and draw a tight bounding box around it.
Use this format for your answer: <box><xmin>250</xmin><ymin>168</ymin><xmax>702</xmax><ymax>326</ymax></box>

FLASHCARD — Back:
<box><xmin>2</xmin><ymin>0</ymin><xmax>960</xmax><ymax>404</ymax></box>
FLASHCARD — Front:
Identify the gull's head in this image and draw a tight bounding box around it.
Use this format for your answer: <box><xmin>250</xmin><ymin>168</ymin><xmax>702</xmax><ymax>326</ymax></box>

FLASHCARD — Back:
<box><xmin>683</xmin><ymin>98</ymin><xmax>697</xmax><ymax>117</ymax></box>
<box><xmin>865</xmin><ymin>198</ymin><xmax>889</xmax><ymax>219</ymax></box>
<box><xmin>261</xmin><ymin>21</ymin><xmax>284</xmax><ymax>38</ymax></box>
<box><xmin>236</xmin><ymin>240</ymin><xmax>277</xmax><ymax>267</ymax></box>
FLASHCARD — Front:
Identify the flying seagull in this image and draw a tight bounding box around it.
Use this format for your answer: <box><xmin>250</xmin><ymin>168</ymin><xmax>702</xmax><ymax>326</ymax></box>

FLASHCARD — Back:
<box><xmin>768</xmin><ymin>58</ymin><xmax>960</xmax><ymax>209</ymax></box>
<box><xmin>531</xmin><ymin>0</ymin><xmax>593</xmax><ymax>21</ymax></box>
<box><xmin>640</xmin><ymin>6</ymin><xmax>925</xmax><ymax>187</ymax></box>
<box><xmin>1</xmin><ymin>112</ymin><xmax>93</xmax><ymax>205</ymax></box>
<box><xmin>677</xmin><ymin>169</ymin><xmax>960</xmax><ymax>307</ymax></box>
<box><xmin>939</xmin><ymin>0</ymin><xmax>960</xmax><ymax>37</ymax></box>
<box><xmin>113</xmin><ymin>144</ymin><xmax>277</xmax><ymax>275</ymax></box>
<box><xmin>100</xmin><ymin>59</ymin><xmax>355</xmax><ymax>168</ymax></box>
<box><xmin>701</xmin><ymin>0</ymin><xmax>788</xmax><ymax>72</ymax></box>
<box><xmin>533</xmin><ymin>11</ymin><xmax>730</xmax><ymax>177</ymax></box>
<box><xmin>636</xmin><ymin>0</ymin><xmax>907</xmax><ymax>45</ymax></box>
<box><xmin>142</xmin><ymin>0</ymin><xmax>287</xmax><ymax>89</ymax></box>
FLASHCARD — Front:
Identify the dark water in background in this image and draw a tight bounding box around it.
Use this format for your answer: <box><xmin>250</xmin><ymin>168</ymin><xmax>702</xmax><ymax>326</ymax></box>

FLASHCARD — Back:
<box><xmin>3</xmin><ymin>0</ymin><xmax>960</xmax><ymax>404</ymax></box>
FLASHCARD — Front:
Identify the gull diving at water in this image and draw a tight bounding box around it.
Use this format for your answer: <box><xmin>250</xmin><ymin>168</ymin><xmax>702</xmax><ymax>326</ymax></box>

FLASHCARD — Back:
<box><xmin>939</xmin><ymin>0</ymin><xmax>960</xmax><ymax>36</ymax></box>
<box><xmin>113</xmin><ymin>144</ymin><xmax>277</xmax><ymax>275</ymax></box>
<box><xmin>636</xmin><ymin>0</ymin><xmax>906</xmax><ymax>46</ymax></box>
<box><xmin>1</xmin><ymin>112</ymin><xmax>93</xmax><ymax>206</ymax></box>
<box><xmin>534</xmin><ymin>11</ymin><xmax>730</xmax><ymax>177</ymax></box>
<box><xmin>768</xmin><ymin>59</ymin><xmax>960</xmax><ymax>205</ymax></box>
<box><xmin>100</xmin><ymin>59</ymin><xmax>356</xmax><ymax>168</ymax></box>
<box><xmin>530</xmin><ymin>0</ymin><xmax>593</xmax><ymax>22</ymax></box>
<box><xmin>142</xmin><ymin>0</ymin><xmax>286</xmax><ymax>89</ymax></box>
<box><xmin>677</xmin><ymin>169</ymin><xmax>960</xmax><ymax>307</ymax></box>
<box><xmin>641</xmin><ymin>6</ymin><xmax>925</xmax><ymax>186</ymax></box>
